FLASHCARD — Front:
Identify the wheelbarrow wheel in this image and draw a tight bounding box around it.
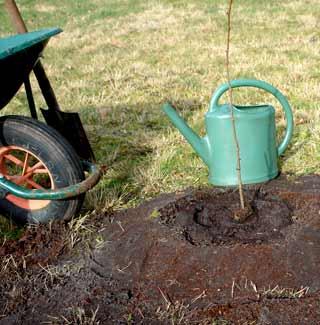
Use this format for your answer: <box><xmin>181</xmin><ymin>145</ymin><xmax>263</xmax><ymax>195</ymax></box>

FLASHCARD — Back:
<box><xmin>0</xmin><ymin>115</ymin><xmax>85</xmax><ymax>224</ymax></box>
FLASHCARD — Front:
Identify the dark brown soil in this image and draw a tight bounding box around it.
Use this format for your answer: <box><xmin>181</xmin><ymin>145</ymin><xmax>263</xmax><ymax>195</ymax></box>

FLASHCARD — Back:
<box><xmin>159</xmin><ymin>188</ymin><xmax>293</xmax><ymax>246</ymax></box>
<box><xmin>0</xmin><ymin>221</ymin><xmax>68</xmax><ymax>269</ymax></box>
<box><xmin>1</xmin><ymin>175</ymin><xmax>320</xmax><ymax>324</ymax></box>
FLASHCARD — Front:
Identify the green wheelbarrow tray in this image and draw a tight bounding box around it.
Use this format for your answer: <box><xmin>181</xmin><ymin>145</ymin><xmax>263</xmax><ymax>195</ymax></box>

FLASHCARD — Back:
<box><xmin>0</xmin><ymin>161</ymin><xmax>102</xmax><ymax>200</ymax></box>
<box><xmin>0</xmin><ymin>28</ymin><xmax>61</xmax><ymax>60</ymax></box>
<box><xmin>0</xmin><ymin>28</ymin><xmax>62</xmax><ymax>109</ymax></box>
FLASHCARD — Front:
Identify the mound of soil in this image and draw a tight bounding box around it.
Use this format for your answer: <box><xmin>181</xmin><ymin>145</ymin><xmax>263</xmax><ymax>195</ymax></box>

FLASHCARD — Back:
<box><xmin>1</xmin><ymin>175</ymin><xmax>320</xmax><ymax>324</ymax></box>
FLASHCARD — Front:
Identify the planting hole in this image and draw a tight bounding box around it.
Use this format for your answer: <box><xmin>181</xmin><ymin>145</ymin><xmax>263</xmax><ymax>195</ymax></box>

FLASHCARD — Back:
<box><xmin>159</xmin><ymin>189</ymin><xmax>292</xmax><ymax>246</ymax></box>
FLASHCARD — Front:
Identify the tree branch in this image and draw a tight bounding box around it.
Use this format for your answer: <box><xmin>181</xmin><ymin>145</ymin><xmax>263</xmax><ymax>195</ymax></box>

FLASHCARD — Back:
<box><xmin>226</xmin><ymin>0</ymin><xmax>245</xmax><ymax>209</ymax></box>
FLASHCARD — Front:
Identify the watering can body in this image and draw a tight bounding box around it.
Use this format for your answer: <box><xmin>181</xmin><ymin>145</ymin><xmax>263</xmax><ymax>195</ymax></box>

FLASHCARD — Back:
<box><xmin>163</xmin><ymin>79</ymin><xmax>294</xmax><ymax>186</ymax></box>
<box><xmin>205</xmin><ymin>103</ymin><xmax>277</xmax><ymax>185</ymax></box>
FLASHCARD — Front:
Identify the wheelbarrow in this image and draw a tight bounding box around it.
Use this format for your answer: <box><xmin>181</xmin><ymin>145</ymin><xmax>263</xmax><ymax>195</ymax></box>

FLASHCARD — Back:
<box><xmin>0</xmin><ymin>28</ymin><xmax>102</xmax><ymax>224</ymax></box>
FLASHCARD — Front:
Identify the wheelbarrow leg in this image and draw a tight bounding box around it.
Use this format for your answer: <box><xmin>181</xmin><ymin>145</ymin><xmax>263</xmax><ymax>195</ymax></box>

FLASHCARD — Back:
<box><xmin>24</xmin><ymin>76</ymin><xmax>38</xmax><ymax>119</ymax></box>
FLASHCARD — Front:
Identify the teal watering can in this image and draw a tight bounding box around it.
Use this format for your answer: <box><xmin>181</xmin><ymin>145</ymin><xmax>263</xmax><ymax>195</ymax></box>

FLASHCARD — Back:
<box><xmin>163</xmin><ymin>79</ymin><xmax>294</xmax><ymax>186</ymax></box>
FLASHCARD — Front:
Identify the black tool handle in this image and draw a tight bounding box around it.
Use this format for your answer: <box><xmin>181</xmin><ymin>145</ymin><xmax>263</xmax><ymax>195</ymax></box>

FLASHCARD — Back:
<box><xmin>5</xmin><ymin>0</ymin><xmax>61</xmax><ymax>112</ymax></box>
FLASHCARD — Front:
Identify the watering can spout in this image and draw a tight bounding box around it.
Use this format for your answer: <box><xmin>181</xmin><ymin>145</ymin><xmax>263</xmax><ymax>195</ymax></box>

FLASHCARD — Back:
<box><xmin>163</xmin><ymin>103</ymin><xmax>210</xmax><ymax>166</ymax></box>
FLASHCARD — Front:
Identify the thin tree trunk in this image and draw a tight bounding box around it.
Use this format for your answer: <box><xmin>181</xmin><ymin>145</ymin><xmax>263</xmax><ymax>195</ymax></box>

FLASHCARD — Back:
<box><xmin>226</xmin><ymin>0</ymin><xmax>245</xmax><ymax>209</ymax></box>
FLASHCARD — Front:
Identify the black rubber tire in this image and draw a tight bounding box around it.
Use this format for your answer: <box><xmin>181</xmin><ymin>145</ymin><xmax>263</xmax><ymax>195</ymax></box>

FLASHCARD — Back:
<box><xmin>0</xmin><ymin>115</ymin><xmax>85</xmax><ymax>224</ymax></box>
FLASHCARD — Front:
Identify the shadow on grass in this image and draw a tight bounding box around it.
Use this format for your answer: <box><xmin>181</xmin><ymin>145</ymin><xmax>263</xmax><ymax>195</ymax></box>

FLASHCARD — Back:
<box><xmin>80</xmin><ymin>99</ymin><xmax>205</xmax><ymax>207</ymax></box>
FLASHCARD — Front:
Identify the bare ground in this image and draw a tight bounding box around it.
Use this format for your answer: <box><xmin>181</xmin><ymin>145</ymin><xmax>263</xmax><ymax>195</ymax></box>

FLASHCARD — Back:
<box><xmin>1</xmin><ymin>175</ymin><xmax>320</xmax><ymax>324</ymax></box>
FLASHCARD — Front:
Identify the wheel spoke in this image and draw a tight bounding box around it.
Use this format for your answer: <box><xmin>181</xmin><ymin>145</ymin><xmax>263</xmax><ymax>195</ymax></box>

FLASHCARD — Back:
<box><xmin>6</xmin><ymin>175</ymin><xmax>17</xmax><ymax>181</ymax></box>
<box><xmin>7</xmin><ymin>161</ymin><xmax>49</xmax><ymax>186</ymax></box>
<box><xmin>32</xmin><ymin>168</ymin><xmax>48</xmax><ymax>174</ymax></box>
<box><xmin>25</xmin><ymin>161</ymin><xmax>44</xmax><ymax>173</ymax></box>
<box><xmin>8</xmin><ymin>175</ymin><xmax>29</xmax><ymax>185</ymax></box>
<box><xmin>10</xmin><ymin>171</ymin><xmax>48</xmax><ymax>185</ymax></box>
<box><xmin>22</xmin><ymin>152</ymin><xmax>30</xmax><ymax>176</ymax></box>
<box><xmin>25</xmin><ymin>178</ymin><xmax>46</xmax><ymax>190</ymax></box>
<box><xmin>3</xmin><ymin>154</ymin><xmax>24</xmax><ymax>167</ymax></box>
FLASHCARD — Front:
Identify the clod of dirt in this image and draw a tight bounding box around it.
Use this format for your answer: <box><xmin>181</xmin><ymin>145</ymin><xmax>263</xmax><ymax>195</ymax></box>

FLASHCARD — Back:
<box><xmin>159</xmin><ymin>189</ymin><xmax>292</xmax><ymax>246</ymax></box>
<box><xmin>0</xmin><ymin>221</ymin><xmax>69</xmax><ymax>271</ymax></box>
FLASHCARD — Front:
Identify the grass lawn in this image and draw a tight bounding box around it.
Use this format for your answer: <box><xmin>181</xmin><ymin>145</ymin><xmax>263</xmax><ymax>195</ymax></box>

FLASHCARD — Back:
<box><xmin>0</xmin><ymin>0</ymin><xmax>320</xmax><ymax>238</ymax></box>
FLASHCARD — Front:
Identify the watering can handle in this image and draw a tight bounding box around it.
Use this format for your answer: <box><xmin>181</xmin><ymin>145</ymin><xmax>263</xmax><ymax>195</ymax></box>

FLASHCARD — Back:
<box><xmin>209</xmin><ymin>78</ymin><xmax>294</xmax><ymax>156</ymax></box>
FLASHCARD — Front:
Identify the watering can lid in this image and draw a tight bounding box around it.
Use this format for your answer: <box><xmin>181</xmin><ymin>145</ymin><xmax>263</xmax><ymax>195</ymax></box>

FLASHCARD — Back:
<box><xmin>0</xmin><ymin>28</ymin><xmax>62</xmax><ymax>60</ymax></box>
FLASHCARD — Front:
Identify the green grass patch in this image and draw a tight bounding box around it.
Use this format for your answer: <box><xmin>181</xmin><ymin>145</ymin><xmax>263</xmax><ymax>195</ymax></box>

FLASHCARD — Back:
<box><xmin>0</xmin><ymin>216</ymin><xmax>25</xmax><ymax>242</ymax></box>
